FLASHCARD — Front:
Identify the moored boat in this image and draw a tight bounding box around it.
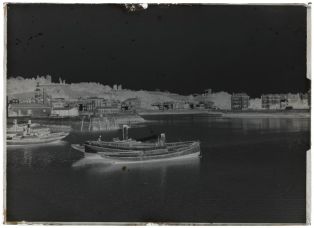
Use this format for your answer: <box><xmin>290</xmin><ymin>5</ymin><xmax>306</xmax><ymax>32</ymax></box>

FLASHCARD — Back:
<box><xmin>7</xmin><ymin>120</ymin><xmax>69</xmax><ymax>146</ymax></box>
<box><xmin>71</xmin><ymin>125</ymin><xmax>201</xmax><ymax>163</ymax></box>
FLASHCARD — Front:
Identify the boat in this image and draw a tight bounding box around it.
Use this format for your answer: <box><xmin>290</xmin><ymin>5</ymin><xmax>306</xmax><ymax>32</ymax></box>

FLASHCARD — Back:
<box><xmin>71</xmin><ymin>125</ymin><xmax>201</xmax><ymax>163</ymax></box>
<box><xmin>7</xmin><ymin>120</ymin><xmax>69</xmax><ymax>146</ymax></box>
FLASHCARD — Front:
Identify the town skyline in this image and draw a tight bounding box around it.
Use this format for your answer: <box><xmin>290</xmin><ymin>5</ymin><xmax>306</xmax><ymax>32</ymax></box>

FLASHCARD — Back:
<box><xmin>7</xmin><ymin>75</ymin><xmax>310</xmax><ymax>98</ymax></box>
<box><xmin>7</xmin><ymin>75</ymin><xmax>310</xmax><ymax>116</ymax></box>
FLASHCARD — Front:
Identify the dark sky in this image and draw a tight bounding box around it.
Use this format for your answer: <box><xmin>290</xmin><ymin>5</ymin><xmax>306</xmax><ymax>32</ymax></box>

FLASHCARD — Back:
<box><xmin>7</xmin><ymin>4</ymin><xmax>309</xmax><ymax>97</ymax></box>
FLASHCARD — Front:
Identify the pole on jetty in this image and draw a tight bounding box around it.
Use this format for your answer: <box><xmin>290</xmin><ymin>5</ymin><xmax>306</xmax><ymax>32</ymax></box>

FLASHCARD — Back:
<box><xmin>88</xmin><ymin>117</ymin><xmax>92</xmax><ymax>131</ymax></box>
<box><xmin>80</xmin><ymin>117</ymin><xmax>84</xmax><ymax>132</ymax></box>
<box><xmin>125</xmin><ymin>126</ymin><xmax>128</xmax><ymax>139</ymax></box>
<box><xmin>122</xmin><ymin>125</ymin><xmax>125</xmax><ymax>140</ymax></box>
<box><xmin>122</xmin><ymin>125</ymin><xmax>129</xmax><ymax>140</ymax></box>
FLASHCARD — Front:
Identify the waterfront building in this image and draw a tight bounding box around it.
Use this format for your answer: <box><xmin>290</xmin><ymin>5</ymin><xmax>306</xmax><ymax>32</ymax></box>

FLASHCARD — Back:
<box><xmin>77</xmin><ymin>97</ymin><xmax>122</xmax><ymax>115</ymax></box>
<box><xmin>8</xmin><ymin>83</ymin><xmax>51</xmax><ymax>105</ymax></box>
<box><xmin>151</xmin><ymin>101</ymin><xmax>190</xmax><ymax>110</ymax></box>
<box><xmin>262</xmin><ymin>93</ymin><xmax>309</xmax><ymax>110</ymax></box>
<box><xmin>151</xmin><ymin>102</ymin><xmax>163</xmax><ymax>110</ymax></box>
<box><xmin>163</xmin><ymin>101</ymin><xmax>175</xmax><ymax>110</ymax></box>
<box><xmin>202</xmin><ymin>100</ymin><xmax>214</xmax><ymax>109</ymax></box>
<box><xmin>8</xmin><ymin>103</ymin><xmax>51</xmax><ymax>117</ymax></box>
<box><xmin>300</xmin><ymin>92</ymin><xmax>309</xmax><ymax>101</ymax></box>
<box><xmin>261</xmin><ymin>94</ymin><xmax>287</xmax><ymax>110</ymax></box>
<box><xmin>231</xmin><ymin>93</ymin><xmax>249</xmax><ymax>110</ymax></box>
<box><xmin>8</xmin><ymin>83</ymin><xmax>52</xmax><ymax>117</ymax></box>
<box><xmin>121</xmin><ymin>98</ymin><xmax>141</xmax><ymax>111</ymax></box>
<box><xmin>51</xmin><ymin>98</ymin><xmax>66</xmax><ymax>108</ymax></box>
<box><xmin>78</xmin><ymin>97</ymin><xmax>103</xmax><ymax>113</ymax></box>
<box><xmin>203</xmin><ymin>89</ymin><xmax>212</xmax><ymax>97</ymax></box>
<box><xmin>34</xmin><ymin>82</ymin><xmax>51</xmax><ymax>104</ymax></box>
<box><xmin>287</xmin><ymin>93</ymin><xmax>309</xmax><ymax>109</ymax></box>
<box><xmin>248</xmin><ymin>98</ymin><xmax>262</xmax><ymax>110</ymax></box>
<box><xmin>188</xmin><ymin>101</ymin><xmax>198</xmax><ymax>109</ymax></box>
<box><xmin>51</xmin><ymin>107</ymin><xmax>79</xmax><ymax>117</ymax></box>
<box><xmin>287</xmin><ymin>93</ymin><xmax>301</xmax><ymax>104</ymax></box>
<box><xmin>173</xmin><ymin>101</ymin><xmax>190</xmax><ymax>109</ymax></box>
<box><xmin>9</xmin><ymin>98</ymin><xmax>19</xmax><ymax>104</ymax></box>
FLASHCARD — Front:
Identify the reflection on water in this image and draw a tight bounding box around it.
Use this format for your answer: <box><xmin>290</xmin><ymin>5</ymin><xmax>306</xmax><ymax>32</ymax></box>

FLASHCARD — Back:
<box><xmin>6</xmin><ymin>116</ymin><xmax>310</xmax><ymax>223</ymax></box>
<box><xmin>72</xmin><ymin>155</ymin><xmax>201</xmax><ymax>178</ymax></box>
<box><xmin>23</xmin><ymin>149</ymin><xmax>32</xmax><ymax>167</ymax></box>
<box><xmin>238</xmin><ymin>118</ymin><xmax>310</xmax><ymax>132</ymax></box>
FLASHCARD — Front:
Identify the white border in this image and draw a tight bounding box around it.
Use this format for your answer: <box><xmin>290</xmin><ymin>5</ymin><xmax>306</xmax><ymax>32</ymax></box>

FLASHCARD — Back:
<box><xmin>0</xmin><ymin>1</ymin><xmax>312</xmax><ymax>227</ymax></box>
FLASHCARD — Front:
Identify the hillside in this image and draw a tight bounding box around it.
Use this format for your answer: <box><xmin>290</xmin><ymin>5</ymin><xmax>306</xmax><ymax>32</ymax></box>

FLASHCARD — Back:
<box><xmin>7</xmin><ymin>76</ymin><xmax>188</xmax><ymax>109</ymax></box>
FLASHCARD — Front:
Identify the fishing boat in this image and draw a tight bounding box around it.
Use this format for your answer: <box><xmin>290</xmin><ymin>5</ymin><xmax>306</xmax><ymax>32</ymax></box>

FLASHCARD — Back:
<box><xmin>71</xmin><ymin>125</ymin><xmax>201</xmax><ymax>163</ymax></box>
<box><xmin>7</xmin><ymin>120</ymin><xmax>69</xmax><ymax>146</ymax></box>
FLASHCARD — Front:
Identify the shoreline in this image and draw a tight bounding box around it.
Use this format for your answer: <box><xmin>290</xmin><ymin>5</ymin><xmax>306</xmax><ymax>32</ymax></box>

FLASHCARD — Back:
<box><xmin>222</xmin><ymin>112</ymin><xmax>310</xmax><ymax>118</ymax></box>
<box><xmin>138</xmin><ymin>110</ymin><xmax>223</xmax><ymax>116</ymax></box>
<box><xmin>138</xmin><ymin>109</ymin><xmax>310</xmax><ymax>118</ymax></box>
<box><xmin>221</xmin><ymin>109</ymin><xmax>310</xmax><ymax>118</ymax></box>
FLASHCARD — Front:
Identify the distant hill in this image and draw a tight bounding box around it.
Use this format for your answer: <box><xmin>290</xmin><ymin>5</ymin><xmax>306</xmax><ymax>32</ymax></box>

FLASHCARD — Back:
<box><xmin>7</xmin><ymin>76</ymin><xmax>188</xmax><ymax>109</ymax></box>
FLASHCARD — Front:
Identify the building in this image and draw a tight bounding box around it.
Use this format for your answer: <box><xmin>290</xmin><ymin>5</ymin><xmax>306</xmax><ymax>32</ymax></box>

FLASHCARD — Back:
<box><xmin>231</xmin><ymin>93</ymin><xmax>249</xmax><ymax>110</ymax></box>
<box><xmin>9</xmin><ymin>98</ymin><xmax>19</xmax><ymax>104</ymax></box>
<box><xmin>188</xmin><ymin>101</ymin><xmax>198</xmax><ymax>109</ymax></box>
<box><xmin>151</xmin><ymin>102</ymin><xmax>163</xmax><ymax>110</ymax></box>
<box><xmin>8</xmin><ymin>82</ymin><xmax>51</xmax><ymax>105</ymax></box>
<box><xmin>51</xmin><ymin>98</ymin><xmax>66</xmax><ymax>108</ymax></box>
<box><xmin>8</xmin><ymin>103</ymin><xmax>51</xmax><ymax>117</ymax></box>
<box><xmin>96</xmin><ymin>106</ymin><xmax>121</xmax><ymax>115</ymax></box>
<box><xmin>248</xmin><ymin>98</ymin><xmax>262</xmax><ymax>110</ymax></box>
<box><xmin>163</xmin><ymin>101</ymin><xmax>175</xmax><ymax>110</ymax></box>
<box><xmin>287</xmin><ymin>93</ymin><xmax>301</xmax><ymax>104</ymax></box>
<box><xmin>261</xmin><ymin>94</ymin><xmax>287</xmax><ymax>110</ymax></box>
<box><xmin>121</xmin><ymin>98</ymin><xmax>141</xmax><ymax>111</ymax></box>
<box><xmin>34</xmin><ymin>82</ymin><xmax>51</xmax><ymax>104</ymax></box>
<box><xmin>201</xmin><ymin>100</ymin><xmax>214</xmax><ymax>109</ymax></box>
<box><xmin>300</xmin><ymin>92</ymin><xmax>309</xmax><ymax>102</ymax></box>
<box><xmin>102</xmin><ymin>99</ymin><xmax>121</xmax><ymax>108</ymax></box>
<box><xmin>287</xmin><ymin>93</ymin><xmax>309</xmax><ymax>109</ymax></box>
<box><xmin>203</xmin><ymin>89</ymin><xmax>212</xmax><ymax>97</ymax></box>
<box><xmin>151</xmin><ymin>101</ymin><xmax>190</xmax><ymax>110</ymax></box>
<box><xmin>7</xmin><ymin>83</ymin><xmax>52</xmax><ymax>117</ymax></box>
<box><xmin>173</xmin><ymin>101</ymin><xmax>190</xmax><ymax>109</ymax></box>
<box><xmin>78</xmin><ymin>97</ymin><xmax>104</xmax><ymax>113</ymax></box>
<box><xmin>261</xmin><ymin>93</ymin><xmax>310</xmax><ymax>110</ymax></box>
<box><xmin>77</xmin><ymin>97</ymin><xmax>121</xmax><ymax>115</ymax></box>
<box><xmin>51</xmin><ymin>107</ymin><xmax>79</xmax><ymax>117</ymax></box>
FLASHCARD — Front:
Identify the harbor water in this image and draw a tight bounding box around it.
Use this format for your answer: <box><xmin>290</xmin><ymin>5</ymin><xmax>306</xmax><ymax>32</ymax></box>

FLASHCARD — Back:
<box><xmin>6</xmin><ymin>115</ymin><xmax>309</xmax><ymax>223</ymax></box>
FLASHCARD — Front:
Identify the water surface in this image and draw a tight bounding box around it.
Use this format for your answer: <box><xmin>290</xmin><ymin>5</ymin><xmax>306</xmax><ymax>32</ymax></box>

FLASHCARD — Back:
<box><xmin>6</xmin><ymin>115</ymin><xmax>310</xmax><ymax>223</ymax></box>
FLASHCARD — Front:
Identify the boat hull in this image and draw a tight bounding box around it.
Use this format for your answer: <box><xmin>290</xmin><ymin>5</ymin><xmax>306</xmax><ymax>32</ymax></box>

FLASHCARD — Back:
<box><xmin>84</xmin><ymin>140</ymin><xmax>196</xmax><ymax>153</ymax></box>
<box><xmin>71</xmin><ymin>141</ymin><xmax>201</xmax><ymax>164</ymax></box>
